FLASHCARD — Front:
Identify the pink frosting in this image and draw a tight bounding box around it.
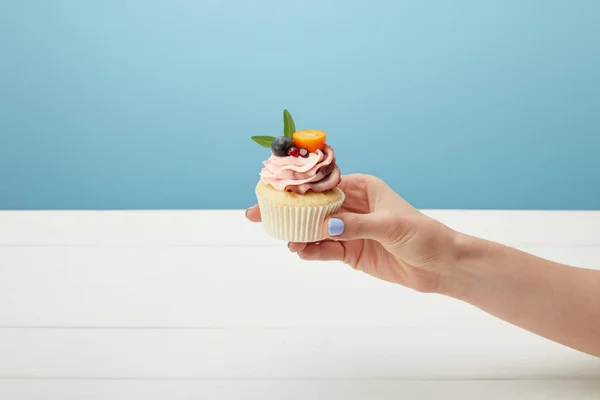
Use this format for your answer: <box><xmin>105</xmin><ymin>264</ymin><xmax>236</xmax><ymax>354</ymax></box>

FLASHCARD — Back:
<box><xmin>260</xmin><ymin>145</ymin><xmax>341</xmax><ymax>194</ymax></box>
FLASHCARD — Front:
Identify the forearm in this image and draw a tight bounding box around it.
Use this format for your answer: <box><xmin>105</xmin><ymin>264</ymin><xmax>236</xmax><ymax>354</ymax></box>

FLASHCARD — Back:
<box><xmin>440</xmin><ymin>233</ymin><xmax>600</xmax><ymax>357</ymax></box>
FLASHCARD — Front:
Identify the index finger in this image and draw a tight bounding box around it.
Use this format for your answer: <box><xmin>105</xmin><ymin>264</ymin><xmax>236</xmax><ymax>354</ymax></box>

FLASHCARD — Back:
<box><xmin>245</xmin><ymin>204</ymin><xmax>262</xmax><ymax>222</ymax></box>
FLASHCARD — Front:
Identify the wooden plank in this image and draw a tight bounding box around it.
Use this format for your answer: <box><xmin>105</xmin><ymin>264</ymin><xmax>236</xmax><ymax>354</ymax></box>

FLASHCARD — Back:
<box><xmin>0</xmin><ymin>328</ymin><xmax>598</xmax><ymax>379</ymax></box>
<box><xmin>0</xmin><ymin>210</ymin><xmax>275</xmax><ymax>247</ymax></box>
<box><xmin>1</xmin><ymin>379</ymin><xmax>599</xmax><ymax>400</ymax></box>
<box><xmin>1</xmin><ymin>210</ymin><xmax>599</xmax><ymax>247</ymax></box>
<box><xmin>1</xmin><ymin>246</ymin><xmax>597</xmax><ymax>328</ymax></box>
<box><xmin>0</xmin><ymin>246</ymin><xmax>488</xmax><ymax>328</ymax></box>
<box><xmin>1</xmin><ymin>210</ymin><xmax>599</xmax><ymax>393</ymax></box>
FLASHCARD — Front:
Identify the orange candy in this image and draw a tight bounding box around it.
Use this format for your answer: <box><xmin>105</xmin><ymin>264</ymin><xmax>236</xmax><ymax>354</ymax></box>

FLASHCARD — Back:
<box><xmin>292</xmin><ymin>129</ymin><xmax>327</xmax><ymax>153</ymax></box>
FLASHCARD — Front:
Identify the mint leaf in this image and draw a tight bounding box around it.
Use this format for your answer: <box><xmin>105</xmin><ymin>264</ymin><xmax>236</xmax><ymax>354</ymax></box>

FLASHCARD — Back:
<box><xmin>251</xmin><ymin>135</ymin><xmax>276</xmax><ymax>148</ymax></box>
<box><xmin>283</xmin><ymin>109</ymin><xmax>296</xmax><ymax>138</ymax></box>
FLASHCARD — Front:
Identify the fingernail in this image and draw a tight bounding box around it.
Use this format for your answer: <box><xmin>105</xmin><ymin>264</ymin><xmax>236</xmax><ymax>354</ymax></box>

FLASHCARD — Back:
<box><xmin>244</xmin><ymin>208</ymin><xmax>249</xmax><ymax>218</ymax></box>
<box><xmin>328</xmin><ymin>218</ymin><xmax>344</xmax><ymax>236</ymax></box>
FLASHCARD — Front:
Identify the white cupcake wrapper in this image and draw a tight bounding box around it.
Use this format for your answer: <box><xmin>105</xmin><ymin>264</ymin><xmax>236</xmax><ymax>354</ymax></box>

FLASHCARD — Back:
<box><xmin>256</xmin><ymin>192</ymin><xmax>345</xmax><ymax>242</ymax></box>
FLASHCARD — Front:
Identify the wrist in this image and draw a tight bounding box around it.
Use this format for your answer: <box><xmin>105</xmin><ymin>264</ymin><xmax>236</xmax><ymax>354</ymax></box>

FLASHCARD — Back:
<box><xmin>435</xmin><ymin>231</ymin><xmax>488</xmax><ymax>301</ymax></box>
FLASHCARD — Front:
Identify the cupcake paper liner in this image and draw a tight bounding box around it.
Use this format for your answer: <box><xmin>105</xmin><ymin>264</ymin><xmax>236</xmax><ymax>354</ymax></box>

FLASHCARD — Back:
<box><xmin>256</xmin><ymin>192</ymin><xmax>345</xmax><ymax>242</ymax></box>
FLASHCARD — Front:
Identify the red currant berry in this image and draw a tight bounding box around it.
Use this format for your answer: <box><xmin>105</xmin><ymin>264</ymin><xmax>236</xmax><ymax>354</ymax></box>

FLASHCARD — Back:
<box><xmin>298</xmin><ymin>148</ymin><xmax>309</xmax><ymax>158</ymax></box>
<box><xmin>287</xmin><ymin>147</ymin><xmax>300</xmax><ymax>157</ymax></box>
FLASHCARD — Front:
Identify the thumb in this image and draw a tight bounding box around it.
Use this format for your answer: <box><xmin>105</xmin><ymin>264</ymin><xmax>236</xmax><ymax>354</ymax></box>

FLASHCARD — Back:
<box><xmin>323</xmin><ymin>212</ymin><xmax>395</xmax><ymax>243</ymax></box>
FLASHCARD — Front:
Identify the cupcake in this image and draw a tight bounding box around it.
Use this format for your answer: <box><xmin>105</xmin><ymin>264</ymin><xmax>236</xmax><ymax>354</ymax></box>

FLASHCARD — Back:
<box><xmin>251</xmin><ymin>109</ymin><xmax>345</xmax><ymax>242</ymax></box>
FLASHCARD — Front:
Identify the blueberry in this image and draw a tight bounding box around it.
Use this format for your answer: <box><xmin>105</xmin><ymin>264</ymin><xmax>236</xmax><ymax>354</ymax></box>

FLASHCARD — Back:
<box><xmin>271</xmin><ymin>136</ymin><xmax>293</xmax><ymax>157</ymax></box>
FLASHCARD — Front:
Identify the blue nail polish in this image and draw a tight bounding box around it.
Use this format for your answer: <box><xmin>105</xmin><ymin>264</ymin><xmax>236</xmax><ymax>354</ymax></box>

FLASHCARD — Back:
<box><xmin>328</xmin><ymin>218</ymin><xmax>344</xmax><ymax>236</ymax></box>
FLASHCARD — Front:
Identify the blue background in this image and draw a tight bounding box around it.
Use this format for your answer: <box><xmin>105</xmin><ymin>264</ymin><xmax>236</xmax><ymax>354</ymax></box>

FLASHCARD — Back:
<box><xmin>1</xmin><ymin>0</ymin><xmax>599</xmax><ymax>210</ymax></box>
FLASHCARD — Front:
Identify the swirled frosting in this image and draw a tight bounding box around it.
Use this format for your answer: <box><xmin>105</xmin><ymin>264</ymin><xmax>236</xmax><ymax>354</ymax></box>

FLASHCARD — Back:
<box><xmin>260</xmin><ymin>145</ymin><xmax>341</xmax><ymax>194</ymax></box>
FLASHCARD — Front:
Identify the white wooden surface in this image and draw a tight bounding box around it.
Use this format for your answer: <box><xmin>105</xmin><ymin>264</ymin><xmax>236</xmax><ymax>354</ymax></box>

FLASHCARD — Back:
<box><xmin>0</xmin><ymin>210</ymin><xmax>599</xmax><ymax>399</ymax></box>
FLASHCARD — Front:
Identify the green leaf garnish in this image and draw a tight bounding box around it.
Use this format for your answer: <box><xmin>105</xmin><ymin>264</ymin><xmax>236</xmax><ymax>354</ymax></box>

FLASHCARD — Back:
<box><xmin>283</xmin><ymin>109</ymin><xmax>296</xmax><ymax>138</ymax></box>
<box><xmin>251</xmin><ymin>135</ymin><xmax>276</xmax><ymax>148</ymax></box>
<box><xmin>250</xmin><ymin>109</ymin><xmax>297</xmax><ymax>149</ymax></box>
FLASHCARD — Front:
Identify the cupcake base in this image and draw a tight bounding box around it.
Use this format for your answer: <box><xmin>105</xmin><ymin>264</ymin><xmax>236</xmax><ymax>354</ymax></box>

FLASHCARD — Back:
<box><xmin>255</xmin><ymin>181</ymin><xmax>345</xmax><ymax>242</ymax></box>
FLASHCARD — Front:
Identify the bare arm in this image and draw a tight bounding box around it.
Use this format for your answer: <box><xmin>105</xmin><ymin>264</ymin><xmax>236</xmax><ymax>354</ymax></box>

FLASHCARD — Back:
<box><xmin>246</xmin><ymin>174</ymin><xmax>600</xmax><ymax>357</ymax></box>
<box><xmin>440</xmin><ymin>233</ymin><xmax>600</xmax><ymax>357</ymax></box>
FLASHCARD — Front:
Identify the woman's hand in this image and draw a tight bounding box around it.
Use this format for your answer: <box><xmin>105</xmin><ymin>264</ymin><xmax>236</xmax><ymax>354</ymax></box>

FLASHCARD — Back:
<box><xmin>245</xmin><ymin>173</ymin><xmax>460</xmax><ymax>293</ymax></box>
<box><xmin>247</xmin><ymin>173</ymin><xmax>600</xmax><ymax>356</ymax></box>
